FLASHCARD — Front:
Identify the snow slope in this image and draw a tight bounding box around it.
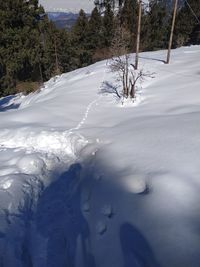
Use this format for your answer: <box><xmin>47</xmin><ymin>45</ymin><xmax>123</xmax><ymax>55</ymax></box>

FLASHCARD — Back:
<box><xmin>0</xmin><ymin>46</ymin><xmax>200</xmax><ymax>267</ymax></box>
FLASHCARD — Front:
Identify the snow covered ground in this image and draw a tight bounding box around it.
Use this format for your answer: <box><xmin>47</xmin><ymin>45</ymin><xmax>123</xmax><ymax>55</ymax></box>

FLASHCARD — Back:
<box><xmin>0</xmin><ymin>46</ymin><xmax>200</xmax><ymax>267</ymax></box>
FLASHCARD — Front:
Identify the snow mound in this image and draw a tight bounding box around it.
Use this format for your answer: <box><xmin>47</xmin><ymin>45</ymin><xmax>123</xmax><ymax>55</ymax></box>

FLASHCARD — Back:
<box><xmin>17</xmin><ymin>154</ymin><xmax>46</xmax><ymax>175</ymax></box>
<box><xmin>96</xmin><ymin>221</ymin><xmax>107</xmax><ymax>235</ymax></box>
<box><xmin>122</xmin><ymin>175</ymin><xmax>147</xmax><ymax>194</ymax></box>
<box><xmin>0</xmin><ymin>178</ymin><xmax>13</xmax><ymax>190</ymax></box>
<box><xmin>0</xmin><ymin>128</ymin><xmax>88</xmax><ymax>158</ymax></box>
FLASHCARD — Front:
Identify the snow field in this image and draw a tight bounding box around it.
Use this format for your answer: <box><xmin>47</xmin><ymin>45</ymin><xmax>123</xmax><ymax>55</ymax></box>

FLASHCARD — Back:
<box><xmin>0</xmin><ymin>46</ymin><xmax>200</xmax><ymax>266</ymax></box>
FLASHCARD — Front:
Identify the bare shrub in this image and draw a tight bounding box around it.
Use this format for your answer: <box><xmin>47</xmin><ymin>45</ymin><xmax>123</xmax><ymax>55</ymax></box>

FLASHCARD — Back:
<box><xmin>109</xmin><ymin>27</ymin><xmax>154</xmax><ymax>102</ymax></box>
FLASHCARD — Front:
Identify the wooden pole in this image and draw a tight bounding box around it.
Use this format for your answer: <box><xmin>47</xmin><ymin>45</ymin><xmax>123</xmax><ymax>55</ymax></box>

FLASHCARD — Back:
<box><xmin>166</xmin><ymin>0</ymin><xmax>178</xmax><ymax>64</ymax></box>
<box><xmin>135</xmin><ymin>0</ymin><xmax>142</xmax><ymax>70</ymax></box>
<box><xmin>54</xmin><ymin>36</ymin><xmax>60</xmax><ymax>74</ymax></box>
<box><xmin>39</xmin><ymin>61</ymin><xmax>43</xmax><ymax>83</ymax></box>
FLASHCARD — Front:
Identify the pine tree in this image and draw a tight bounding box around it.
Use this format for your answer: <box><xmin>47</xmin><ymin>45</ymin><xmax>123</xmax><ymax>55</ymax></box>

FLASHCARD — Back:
<box><xmin>95</xmin><ymin>0</ymin><xmax>117</xmax><ymax>12</ymax></box>
<box><xmin>189</xmin><ymin>0</ymin><xmax>200</xmax><ymax>44</ymax></box>
<box><xmin>0</xmin><ymin>0</ymin><xmax>73</xmax><ymax>96</ymax></box>
<box><xmin>102</xmin><ymin>3</ymin><xmax>115</xmax><ymax>47</ymax></box>
<box><xmin>87</xmin><ymin>7</ymin><xmax>103</xmax><ymax>50</ymax></box>
<box><xmin>146</xmin><ymin>0</ymin><xmax>169</xmax><ymax>51</ymax></box>
<box><xmin>0</xmin><ymin>0</ymin><xmax>45</xmax><ymax>95</ymax></box>
<box><xmin>121</xmin><ymin>0</ymin><xmax>138</xmax><ymax>33</ymax></box>
<box><xmin>120</xmin><ymin>0</ymin><xmax>138</xmax><ymax>50</ymax></box>
<box><xmin>72</xmin><ymin>10</ymin><xmax>88</xmax><ymax>44</ymax></box>
<box><xmin>174</xmin><ymin>0</ymin><xmax>200</xmax><ymax>47</ymax></box>
<box><xmin>71</xmin><ymin>9</ymin><xmax>92</xmax><ymax>67</ymax></box>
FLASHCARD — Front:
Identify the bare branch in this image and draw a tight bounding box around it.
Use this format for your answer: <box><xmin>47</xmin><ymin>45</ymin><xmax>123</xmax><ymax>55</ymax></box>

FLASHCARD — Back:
<box><xmin>108</xmin><ymin>26</ymin><xmax>155</xmax><ymax>102</ymax></box>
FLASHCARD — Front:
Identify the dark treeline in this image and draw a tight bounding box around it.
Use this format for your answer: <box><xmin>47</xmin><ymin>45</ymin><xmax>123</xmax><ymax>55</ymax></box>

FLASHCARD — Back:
<box><xmin>0</xmin><ymin>0</ymin><xmax>200</xmax><ymax>96</ymax></box>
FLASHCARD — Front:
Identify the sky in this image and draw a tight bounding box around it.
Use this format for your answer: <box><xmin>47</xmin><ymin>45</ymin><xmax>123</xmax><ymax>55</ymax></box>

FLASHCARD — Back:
<box><xmin>39</xmin><ymin>0</ymin><xmax>150</xmax><ymax>13</ymax></box>
<box><xmin>39</xmin><ymin>0</ymin><xmax>95</xmax><ymax>13</ymax></box>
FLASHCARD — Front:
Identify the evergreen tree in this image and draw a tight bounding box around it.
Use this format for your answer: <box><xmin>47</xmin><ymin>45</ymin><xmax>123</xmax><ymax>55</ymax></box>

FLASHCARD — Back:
<box><xmin>87</xmin><ymin>7</ymin><xmax>103</xmax><ymax>50</ymax></box>
<box><xmin>121</xmin><ymin>0</ymin><xmax>138</xmax><ymax>34</ymax></box>
<box><xmin>190</xmin><ymin>23</ymin><xmax>200</xmax><ymax>45</ymax></box>
<box><xmin>146</xmin><ymin>0</ymin><xmax>169</xmax><ymax>51</ymax></box>
<box><xmin>94</xmin><ymin>0</ymin><xmax>105</xmax><ymax>12</ymax></box>
<box><xmin>174</xmin><ymin>0</ymin><xmax>200</xmax><ymax>47</ymax></box>
<box><xmin>95</xmin><ymin>0</ymin><xmax>117</xmax><ymax>12</ymax></box>
<box><xmin>189</xmin><ymin>0</ymin><xmax>200</xmax><ymax>44</ymax></box>
<box><xmin>120</xmin><ymin>0</ymin><xmax>138</xmax><ymax>50</ymax></box>
<box><xmin>71</xmin><ymin>9</ymin><xmax>92</xmax><ymax>67</ymax></box>
<box><xmin>0</xmin><ymin>0</ymin><xmax>73</xmax><ymax>96</ymax></box>
<box><xmin>102</xmin><ymin>3</ymin><xmax>115</xmax><ymax>47</ymax></box>
<box><xmin>72</xmin><ymin>10</ymin><xmax>88</xmax><ymax>45</ymax></box>
<box><xmin>0</xmin><ymin>0</ymin><xmax>44</xmax><ymax>95</ymax></box>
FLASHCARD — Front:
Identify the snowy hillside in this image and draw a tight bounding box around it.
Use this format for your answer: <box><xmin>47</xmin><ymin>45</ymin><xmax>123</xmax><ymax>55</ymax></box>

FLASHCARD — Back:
<box><xmin>0</xmin><ymin>46</ymin><xmax>200</xmax><ymax>267</ymax></box>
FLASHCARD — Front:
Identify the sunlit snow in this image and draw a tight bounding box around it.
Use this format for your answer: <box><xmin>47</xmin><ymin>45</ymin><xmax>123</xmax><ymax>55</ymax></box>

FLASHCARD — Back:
<box><xmin>0</xmin><ymin>46</ymin><xmax>200</xmax><ymax>267</ymax></box>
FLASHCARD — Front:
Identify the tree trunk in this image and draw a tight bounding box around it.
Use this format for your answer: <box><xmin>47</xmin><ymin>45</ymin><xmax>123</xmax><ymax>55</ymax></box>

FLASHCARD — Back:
<box><xmin>130</xmin><ymin>83</ymin><xmax>135</xmax><ymax>98</ymax></box>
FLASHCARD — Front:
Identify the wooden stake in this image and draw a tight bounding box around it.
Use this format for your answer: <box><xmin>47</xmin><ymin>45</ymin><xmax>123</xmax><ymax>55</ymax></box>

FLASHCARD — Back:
<box><xmin>39</xmin><ymin>61</ymin><xmax>43</xmax><ymax>83</ymax></box>
<box><xmin>166</xmin><ymin>0</ymin><xmax>178</xmax><ymax>64</ymax></box>
<box><xmin>54</xmin><ymin>36</ymin><xmax>60</xmax><ymax>74</ymax></box>
<box><xmin>135</xmin><ymin>0</ymin><xmax>142</xmax><ymax>70</ymax></box>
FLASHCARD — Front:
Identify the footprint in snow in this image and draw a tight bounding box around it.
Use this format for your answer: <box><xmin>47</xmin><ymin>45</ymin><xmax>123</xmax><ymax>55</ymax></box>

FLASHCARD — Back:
<box><xmin>82</xmin><ymin>201</ymin><xmax>90</xmax><ymax>212</ymax></box>
<box><xmin>96</xmin><ymin>221</ymin><xmax>107</xmax><ymax>235</ymax></box>
<box><xmin>101</xmin><ymin>204</ymin><xmax>113</xmax><ymax>219</ymax></box>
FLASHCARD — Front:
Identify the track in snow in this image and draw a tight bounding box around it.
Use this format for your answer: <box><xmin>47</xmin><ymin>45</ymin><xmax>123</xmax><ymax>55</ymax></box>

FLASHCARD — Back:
<box><xmin>69</xmin><ymin>64</ymin><xmax>106</xmax><ymax>133</ymax></box>
<box><xmin>0</xmin><ymin>64</ymin><xmax>107</xmax><ymax>159</ymax></box>
<box><xmin>71</xmin><ymin>96</ymin><xmax>102</xmax><ymax>132</ymax></box>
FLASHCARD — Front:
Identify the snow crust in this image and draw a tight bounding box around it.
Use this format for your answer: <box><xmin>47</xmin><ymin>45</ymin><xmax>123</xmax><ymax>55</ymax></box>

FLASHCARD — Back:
<box><xmin>0</xmin><ymin>46</ymin><xmax>200</xmax><ymax>267</ymax></box>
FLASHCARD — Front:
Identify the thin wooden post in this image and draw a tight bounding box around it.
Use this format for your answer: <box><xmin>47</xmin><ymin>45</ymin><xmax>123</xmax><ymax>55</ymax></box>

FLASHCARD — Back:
<box><xmin>166</xmin><ymin>0</ymin><xmax>178</xmax><ymax>64</ymax></box>
<box><xmin>135</xmin><ymin>0</ymin><xmax>142</xmax><ymax>70</ymax></box>
<box><xmin>54</xmin><ymin>36</ymin><xmax>60</xmax><ymax>74</ymax></box>
<box><xmin>39</xmin><ymin>61</ymin><xmax>43</xmax><ymax>83</ymax></box>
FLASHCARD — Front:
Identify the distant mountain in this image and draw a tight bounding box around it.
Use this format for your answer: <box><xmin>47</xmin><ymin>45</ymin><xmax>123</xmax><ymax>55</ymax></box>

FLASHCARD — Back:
<box><xmin>47</xmin><ymin>12</ymin><xmax>79</xmax><ymax>30</ymax></box>
<box><xmin>47</xmin><ymin>0</ymin><xmax>184</xmax><ymax>30</ymax></box>
<box><xmin>40</xmin><ymin>0</ymin><xmax>94</xmax><ymax>14</ymax></box>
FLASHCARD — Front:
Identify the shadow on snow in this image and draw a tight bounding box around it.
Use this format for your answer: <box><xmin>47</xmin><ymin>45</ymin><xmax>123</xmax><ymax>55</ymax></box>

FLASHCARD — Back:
<box><xmin>1</xmin><ymin>155</ymin><xmax>163</xmax><ymax>267</ymax></box>
<box><xmin>120</xmin><ymin>222</ymin><xmax>161</xmax><ymax>267</ymax></box>
<box><xmin>0</xmin><ymin>95</ymin><xmax>20</xmax><ymax>112</ymax></box>
<box><xmin>36</xmin><ymin>163</ymin><xmax>96</xmax><ymax>267</ymax></box>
